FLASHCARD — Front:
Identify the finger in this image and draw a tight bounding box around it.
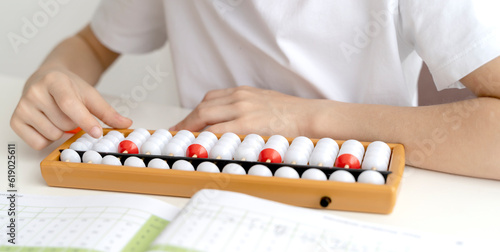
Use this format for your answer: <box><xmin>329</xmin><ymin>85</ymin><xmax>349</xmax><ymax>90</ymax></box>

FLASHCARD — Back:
<box><xmin>205</xmin><ymin>121</ymin><xmax>241</xmax><ymax>135</ymax></box>
<box><xmin>83</xmin><ymin>87</ymin><xmax>133</xmax><ymax>129</ymax></box>
<box><xmin>201</xmin><ymin>86</ymin><xmax>256</xmax><ymax>102</ymax></box>
<box><xmin>24</xmin><ymin>109</ymin><xmax>65</xmax><ymax>141</ymax></box>
<box><xmin>10</xmin><ymin>117</ymin><xmax>51</xmax><ymax>150</ymax></box>
<box><xmin>194</xmin><ymin>89</ymin><xmax>248</xmax><ymax>112</ymax></box>
<box><xmin>171</xmin><ymin>104</ymin><xmax>241</xmax><ymax>131</ymax></box>
<box><xmin>33</xmin><ymin>89</ymin><xmax>78</xmax><ymax>131</ymax></box>
<box><xmin>202</xmin><ymin>87</ymin><xmax>239</xmax><ymax>102</ymax></box>
<box><xmin>207</xmin><ymin>120</ymin><xmax>271</xmax><ymax>136</ymax></box>
<box><xmin>49</xmin><ymin>79</ymin><xmax>103</xmax><ymax>138</ymax></box>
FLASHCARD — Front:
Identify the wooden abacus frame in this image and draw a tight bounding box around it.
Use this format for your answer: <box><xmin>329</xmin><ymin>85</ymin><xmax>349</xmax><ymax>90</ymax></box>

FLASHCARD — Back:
<box><xmin>40</xmin><ymin>129</ymin><xmax>405</xmax><ymax>214</ymax></box>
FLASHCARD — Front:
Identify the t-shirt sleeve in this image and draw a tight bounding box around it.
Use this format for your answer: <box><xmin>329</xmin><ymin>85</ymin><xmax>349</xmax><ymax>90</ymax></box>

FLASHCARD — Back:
<box><xmin>90</xmin><ymin>0</ymin><xmax>167</xmax><ymax>54</ymax></box>
<box><xmin>399</xmin><ymin>0</ymin><xmax>500</xmax><ymax>90</ymax></box>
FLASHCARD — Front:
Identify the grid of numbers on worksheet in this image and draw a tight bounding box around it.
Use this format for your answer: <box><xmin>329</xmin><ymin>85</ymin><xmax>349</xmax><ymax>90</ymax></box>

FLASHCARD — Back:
<box><xmin>156</xmin><ymin>202</ymin><xmax>370</xmax><ymax>252</ymax></box>
<box><xmin>0</xmin><ymin>203</ymin><xmax>150</xmax><ymax>251</ymax></box>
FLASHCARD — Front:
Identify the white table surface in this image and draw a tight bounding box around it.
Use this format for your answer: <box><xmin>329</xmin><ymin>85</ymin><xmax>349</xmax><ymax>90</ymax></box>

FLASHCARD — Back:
<box><xmin>1</xmin><ymin>74</ymin><xmax>499</xmax><ymax>242</ymax></box>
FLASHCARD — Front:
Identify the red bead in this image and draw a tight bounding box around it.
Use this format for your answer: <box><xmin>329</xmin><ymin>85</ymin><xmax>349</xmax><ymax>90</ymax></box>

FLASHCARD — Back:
<box><xmin>118</xmin><ymin>140</ymin><xmax>139</xmax><ymax>154</ymax></box>
<box><xmin>334</xmin><ymin>154</ymin><xmax>361</xmax><ymax>169</ymax></box>
<box><xmin>186</xmin><ymin>144</ymin><xmax>208</xmax><ymax>158</ymax></box>
<box><xmin>258</xmin><ymin>148</ymin><xmax>282</xmax><ymax>163</ymax></box>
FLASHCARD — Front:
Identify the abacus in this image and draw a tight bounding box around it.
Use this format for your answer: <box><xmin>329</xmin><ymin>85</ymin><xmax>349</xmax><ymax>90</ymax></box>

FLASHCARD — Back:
<box><xmin>40</xmin><ymin>128</ymin><xmax>405</xmax><ymax>214</ymax></box>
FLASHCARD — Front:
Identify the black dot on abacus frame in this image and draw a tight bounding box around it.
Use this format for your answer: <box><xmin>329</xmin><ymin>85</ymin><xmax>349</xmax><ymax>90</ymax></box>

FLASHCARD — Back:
<box><xmin>320</xmin><ymin>196</ymin><xmax>332</xmax><ymax>208</ymax></box>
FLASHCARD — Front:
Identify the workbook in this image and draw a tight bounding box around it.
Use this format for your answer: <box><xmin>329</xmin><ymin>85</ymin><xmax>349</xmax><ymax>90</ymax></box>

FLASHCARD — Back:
<box><xmin>0</xmin><ymin>190</ymin><xmax>484</xmax><ymax>252</ymax></box>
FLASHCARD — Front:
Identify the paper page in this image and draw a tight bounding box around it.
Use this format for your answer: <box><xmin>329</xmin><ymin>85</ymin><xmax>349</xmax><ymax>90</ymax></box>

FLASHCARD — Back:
<box><xmin>150</xmin><ymin>189</ymin><xmax>488</xmax><ymax>252</ymax></box>
<box><xmin>0</xmin><ymin>193</ymin><xmax>180</xmax><ymax>252</ymax></box>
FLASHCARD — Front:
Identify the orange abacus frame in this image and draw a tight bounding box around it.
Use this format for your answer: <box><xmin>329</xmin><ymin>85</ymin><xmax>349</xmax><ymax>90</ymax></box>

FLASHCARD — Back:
<box><xmin>40</xmin><ymin>129</ymin><xmax>405</xmax><ymax>214</ymax></box>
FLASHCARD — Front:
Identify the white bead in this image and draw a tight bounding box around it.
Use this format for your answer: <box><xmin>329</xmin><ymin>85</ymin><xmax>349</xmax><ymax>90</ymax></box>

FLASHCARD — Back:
<box><xmin>209</xmin><ymin>144</ymin><xmax>233</xmax><ymax>160</ymax></box>
<box><xmin>222</xmin><ymin>163</ymin><xmax>246</xmax><ymax>175</ymax></box>
<box><xmin>101</xmin><ymin>155</ymin><xmax>122</xmax><ymax>166</ymax></box>
<box><xmin>315</xmin><ymin>138</ymin><xmax>339</xmax><ymax>151</ymax></box>
<box><xmin>248</xmin><ymin>164</ymin><xmax>272</xmax><ymax>177</ymax></box>
<box><xmin>192</xmin><ymin>139</ymin><xmax>213</xmax><ymax>150</ymax></box>
<box><xmin>172</xmin><ymin>160</ymin><xmax>195</xmax><ymax>171</ymax></box>
<box><xmin>133</xmin><ymin>128</ymin><xmax>151</xmax><ymax>138</ymax></box>
<box><xmin>169</xmin><ymin>138</ymin><xmax>189</xmax><ymax>149</ymax></box>
<box><xmin>367</xmin><ymin>141</ymin><xmax>391</xmax><ymax>155</ymax></box>
<box><xmin>301</xmin><ymin>168</ymin><xmax>327</xmax><ymax>181</ymax></box>
<box><xmin>220</xmin><ymin>132</ymin><xmax>241</xmax><ymax>144</ymax></box>
<box><xmin>196</xmin><ymin>131</ymin><xmax>218</xmax><ymax>148</ymax></box>
<box><xmin>362</xmin><ymin>141</ymin><xmax>391</xmax><ymax>171</ymax></box>
<box><xmin>284</xmin><ymin>148</ymin><xmax>309</xmax><ymax>165</ymax></box>
<box><xmin>308</xmin><ymin>149</ymin><xmax>335</xmax><ymax>167</ymax></box>
<box><xmin>175</xmin><ymin>130</ymin><xmax>195</xmax><ymax>142</ymax></box>
<box><xmin>145</xmin><ymin>136</ymin><xmax>165</xmax><ymax>148</ymax></box>
<box><xmin>196</xmin><ymin>161</ymin><xmax>220</xmax><ymax>173</ymax></box>
<box><xmin>70</xmin><ymin>142</ymin><xmax>89</xmax><ymax>152</ymax></box>
<box><xmin>150</xmin><ymin>134</ymin><xmax>169</xmax><ymax>145</ymax></box>
<box><xmin>329</xmin><ymin>170</ymin><xmax>356</xmax><ymax>183</ymax></box>
<box><xmin>216</xmin><ymin>138</ymin><xmax>238</xmax><ymax>152</ymax></box>
<box><xmin>266</xmin><ymin>135</ymin><xmax>289</xmax><ymax>149</ymax></box>
<box><xmin>92</xmin><ymin>142</ymin><xmax>112</xmax><ymax>153</ymax></box>
<box><xmin>361</xmin><ymin>154</ymin><xmax>390</xmax><ymax>171</ymax></box>
<box><xmin>105</xmin><ymin>130</ymin><xmax>125</xmax><ymax>141</ymax></box>
<box><xmin>264</xmin><ymin>141</ymin><xmax>288</xmax><ymax>156</ymax></box>
<box><xmin>339</xmin><ymin>146</ymin><xmax>364</xmax><ymax>158</ymax></box>
<box><xmin>60</xmin><ymin>149</ymin><xmax>81</xmax><ymax>163</ymax></box>
<box><xmin>274</xmin><ymin>166</ymin><xmax>299</xmax><ymax>179</ymax></box>
<box><xmin>233</xmin><ymin>146</ymin><xmax>259</xmax><ymax>161</ymax></box>
<box><xmin>244</xmin><ymin>134</ymin><xmax>265</xmax><ymax>147</ymax></box>
<box><xmin>103</xmin><ymin>134</ymin><xmax>120</xmax><ymax>146</ymax></box>
<box><xmin>238</xmin><ymin>141</ymin><xmax>261</xmax><ymax>152</ymax></box>
<box><xmin>291</xmin><ymin>136</ymin><xmax>314</xmax><ymax>154</ymax></box>
<box><xmin>341</xmin><ymin>139</ymin><xmax>364</xmax><ymax>150</ymax></box>
<box><xmin>267</xmin><ymin>135</ymin><xmax>289</xmax><ymax>145</ymax></box>
<box><xmin>148</xmin><ymin>135</ymin><xmax>168</xmax><ymax>146</ymax></box>
<box><xmin>97</xmin><ymin>138</ymin><xmax>116</xmax><ymax>152</ymax></box>
<box><xmin>338</xmin><ymin>140</ymin><xmax>365</xmax><ymax>162</ymax></box>
<box><xmin>81</xmin><ymin>133</ymin><xmax>102</xmax><ymax>143</ymax></box>
<box><xmin>171</xmin><ymin>134</ymin><xmax>192</xmax><ymax>147</ymax></box>
<box><xmin>140</xmin><ymin>141</ymin><xmax>161</xmax><ymax>155</ymax></box>
<box><xmin>162</xmin><ymin>142</ymin><xmax>186</xmax><ymax>157</ymax></box>
<box><xmin>75</xmin><ymin>138</ymin><xmax>93</xmax><ymax>148</ymax></box>
<box><xmin>124</xmin><ymin>156</ymin><xmax>145</xmax><ymax>167</ymax></box>
<box><xmin>82</xmin><ymin>150</ymin><xmax>102</xmax><ymax>164</ymax></box>
<box><xmin>357</xmin><ymin>170</ymin><xmax>385</xmax><ymax>185</ymax></box>
<box><xmin>127</xmin><ymin>132</ymin><xmax>147</xmax><ymax>144</ymax></box>
<box><xmin>147</xmin><ymin>158</ymin><xmax>170</xmax><ymax>169</ymax></box>
<box><xmin>262</xmin><ymin>143</ymin><xmax>286</xmax><ymax>159</ymax></box>
<box><xmin>153</xmin><ymin>129</ymin><xmax>172</xmax><ymax>139</ymax></box>
<box><xmin>339</xmin><ymin>140</ymin><xmax>364</xmax><ymax>153</ymax></box>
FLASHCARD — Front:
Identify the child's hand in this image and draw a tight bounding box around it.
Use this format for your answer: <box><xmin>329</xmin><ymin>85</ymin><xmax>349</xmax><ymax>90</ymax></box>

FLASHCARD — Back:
<box><xmin>10</xmin><ymin>68</ymin><xmax>132</xmax><ymax>150</ymax></box>
<box><xmin>171</xmin><ymin>86</ymin><xmax>326</xmax><ymax>138</ymax></box>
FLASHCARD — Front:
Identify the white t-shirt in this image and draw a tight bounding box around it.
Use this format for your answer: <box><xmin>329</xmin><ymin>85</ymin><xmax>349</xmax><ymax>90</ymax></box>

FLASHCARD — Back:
<box><xmin>91</xmin><ymin>0</ymin><xmax>500</xmax><ymax>108</ymax></box>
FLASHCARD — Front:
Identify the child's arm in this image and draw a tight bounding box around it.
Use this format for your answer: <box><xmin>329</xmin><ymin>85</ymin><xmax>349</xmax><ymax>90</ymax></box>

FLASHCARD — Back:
<box><xmin>172</xmin><ymin>57</ymin><xmax>500</xmax><ymax>180</ymax></box>
<box><xmin>10</xmin><ymin>25</ymin><xmax>132</xmax><ymax>150</ymax></box>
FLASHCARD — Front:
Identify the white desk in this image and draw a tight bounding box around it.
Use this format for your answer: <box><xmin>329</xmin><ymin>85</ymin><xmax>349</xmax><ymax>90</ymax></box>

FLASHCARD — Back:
<box><xmin>1</xmin><ymin>74</ymin><xmax>499</xmax><ymax>242</ymax></box>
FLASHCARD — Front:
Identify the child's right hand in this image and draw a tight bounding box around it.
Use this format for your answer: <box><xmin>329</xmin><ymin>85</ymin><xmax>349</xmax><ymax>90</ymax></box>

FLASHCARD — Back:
<box><xmin>10</xmin><ymin>68</ymin><xmax>132</xmax><ymax>150</ymax></box>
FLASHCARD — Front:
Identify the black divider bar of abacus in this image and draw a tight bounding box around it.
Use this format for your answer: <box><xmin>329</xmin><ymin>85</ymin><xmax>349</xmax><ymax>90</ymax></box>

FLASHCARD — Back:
<box><xmin>62</xmin><ymin>149</ymin><xmax>392</xmax><ymax>180</ymax></box>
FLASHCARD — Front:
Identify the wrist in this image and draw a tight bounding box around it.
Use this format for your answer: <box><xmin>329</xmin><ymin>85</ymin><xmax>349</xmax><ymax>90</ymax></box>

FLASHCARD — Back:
<box><xmin>301</xmin><ymin>99</ymin><xmax>343</xmax><ymax>139</ymax></box>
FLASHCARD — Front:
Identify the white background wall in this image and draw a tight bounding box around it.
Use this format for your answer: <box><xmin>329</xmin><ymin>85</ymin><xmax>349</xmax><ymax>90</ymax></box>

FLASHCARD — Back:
<box><xmin>0</xmin><ymin>0</ymin><xmax>180</xmax><ymax>108</ymax></box>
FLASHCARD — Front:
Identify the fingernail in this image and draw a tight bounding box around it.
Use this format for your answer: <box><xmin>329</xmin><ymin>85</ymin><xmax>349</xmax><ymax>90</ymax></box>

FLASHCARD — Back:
<box><xmin>169</xmin><ymin>126</ymin><xmax>176</xmax><ymax>131</ymax></box>
<box><xmin>89</xmin><ymin>126</ymin><xmax>102</xmax><ymax>138</ymax></box>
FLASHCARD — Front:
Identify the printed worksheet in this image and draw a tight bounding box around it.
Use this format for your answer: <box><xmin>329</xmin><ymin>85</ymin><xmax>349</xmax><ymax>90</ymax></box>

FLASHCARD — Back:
<box><xmin>0</xmin><ymin>193</ymin><xmax>179</xmax><ymax>252</ymax></box>
<box><xmin>152</xmin><ymin>190</ymin><xmax>487</xmax><ymax>252</ymax></box>
<box><xmin>0</xmin><ymin>190</ymin><xmax>491</xmax><ymax>252</ymax></box>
